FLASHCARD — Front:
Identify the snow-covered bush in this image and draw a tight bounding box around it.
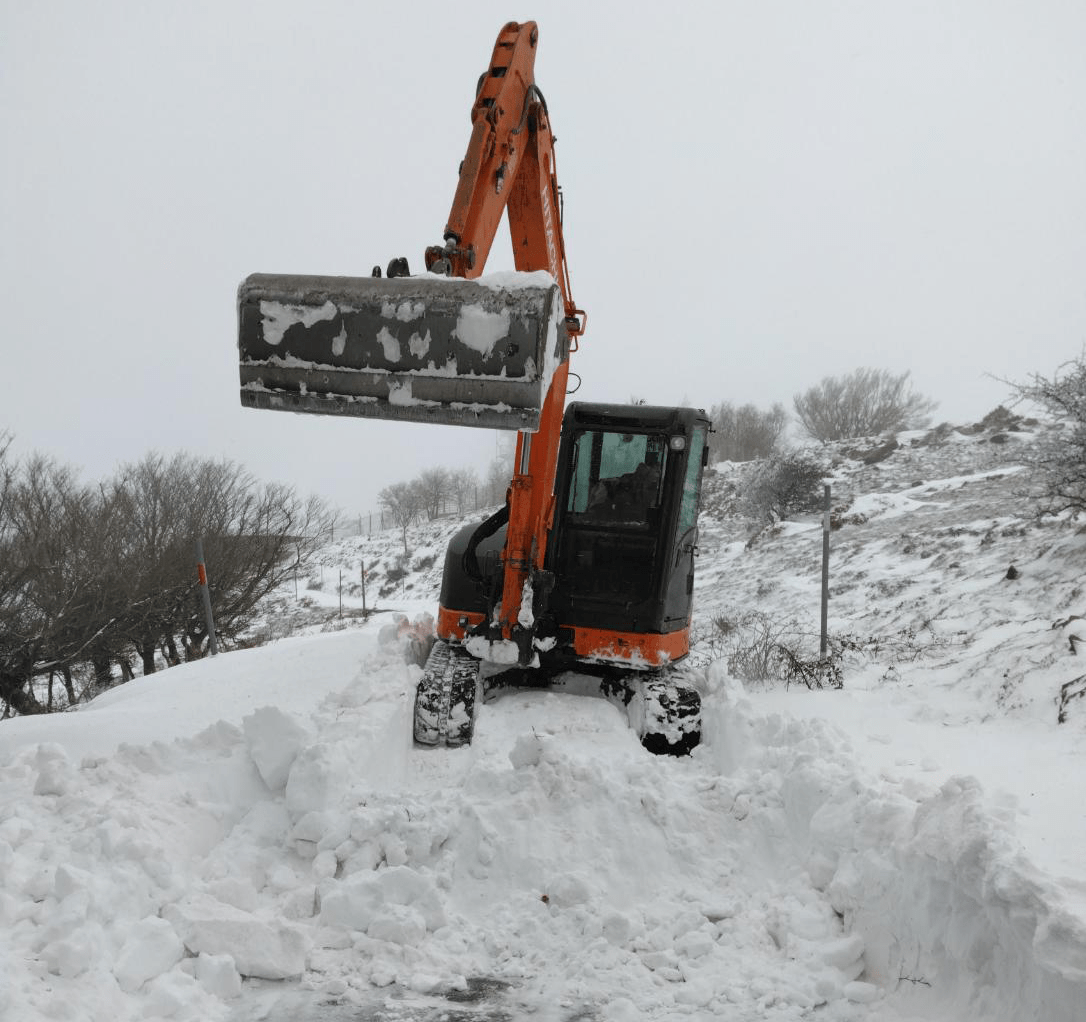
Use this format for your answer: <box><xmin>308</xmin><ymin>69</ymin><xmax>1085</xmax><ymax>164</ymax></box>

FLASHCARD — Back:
<box><xmin>739</xmin><ymin>450</ymin><xmax>828</xmax><ymax>524</ymax></box>
<box><xmin>794</xmin><ymin>367</ymin><xmax>937</xmax><ymax>441</ymax></box>
<box><xmin>692</xmin><ymin>611</ymin><xmax>842</xmax><ymax>689</ymax></box>
<box><xmin>1009</xmin><ymin>354</ymin><xmax>1086</xmax><ymax>517</ymax></box>
<box><xmin>709</xmin><ymin>401</ymin><xmax>789</xmax><ymax>461</ymax></box>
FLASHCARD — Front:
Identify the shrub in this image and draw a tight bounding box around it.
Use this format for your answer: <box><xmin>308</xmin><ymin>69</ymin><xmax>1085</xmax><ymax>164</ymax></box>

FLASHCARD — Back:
<box><xmin>793</xmin><ymin>368</ymin><xmax>937</xmax><ymax>441</ymax></box>
<box><xmin>739</xmin><ymin>450</ymin><xmax>828</xmax><ymax>524</ymax></box>
<box><xmin>1007</xmin><ymin>354</ymin><xmax>1086</xmax><ymax>517</ymax></box>
<box><xmin>709</xmin><ymin>402</ymin><xmax>788</xmax><ymax>461</ymax></box>
<box><xmin>691</xmin><ymin>611</ymin><xmax>843</xmax><ymax>689</ymax></box>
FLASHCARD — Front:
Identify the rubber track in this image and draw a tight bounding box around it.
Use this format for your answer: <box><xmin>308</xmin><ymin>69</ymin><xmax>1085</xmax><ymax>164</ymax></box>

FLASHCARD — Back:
<box><xmin>639</xmin><ymin>674</ymin><xmax>702</xmax><ymax>757</ymax></box>
<box><xmin>414</xmin><ymin>640</ymin><xmax>480</xmax><ymax>748</ymax></box>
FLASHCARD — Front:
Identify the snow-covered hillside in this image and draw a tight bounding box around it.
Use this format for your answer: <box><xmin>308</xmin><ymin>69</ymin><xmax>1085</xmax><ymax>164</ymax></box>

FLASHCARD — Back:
<box><xmin>2</xmin><ymin>416</ymin><xmax>1085</xmax><ymax>1022</ymax></box>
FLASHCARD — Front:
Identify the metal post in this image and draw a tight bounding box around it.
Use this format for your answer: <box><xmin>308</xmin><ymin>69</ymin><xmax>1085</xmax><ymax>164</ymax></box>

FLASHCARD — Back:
<box><xmin>820</xmin><ymin>484</ymin><xmax>830</xmax><ymax>657</ymax></box>
<box><xmin>338</xmin><ymin>569</ymin><xmax>343</xmax><ymax>618</ymax></box>
<box><xmin>361</xmin><ymin>560</ymin><xmax>367</xmax><ymax>613</ymax></box>
<box><xmin>195</xmin><ymin>538</ymin><xmax>219</xmax><ymax>656</ymax></box>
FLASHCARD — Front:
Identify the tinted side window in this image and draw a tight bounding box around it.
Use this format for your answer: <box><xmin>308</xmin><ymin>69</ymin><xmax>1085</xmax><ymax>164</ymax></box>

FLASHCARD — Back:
<box><xmin>678</xmin><ymin>427</ymin><xmax>705</xmax><ymax>532</ymax></box>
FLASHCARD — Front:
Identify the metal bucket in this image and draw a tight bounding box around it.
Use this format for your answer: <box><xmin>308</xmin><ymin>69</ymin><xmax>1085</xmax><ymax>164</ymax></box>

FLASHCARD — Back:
<box><xmin>237</xmin><ymin>273</ymin><xmax>567</xmax><ymax>431</ymax></box>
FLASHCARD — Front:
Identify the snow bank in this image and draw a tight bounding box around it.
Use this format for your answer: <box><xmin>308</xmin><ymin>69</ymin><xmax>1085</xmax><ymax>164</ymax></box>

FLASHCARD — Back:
<box><xmin>698</xmin><ymin>667</ymin><xmax>1086</xmax><ymax>1021</ymax></box>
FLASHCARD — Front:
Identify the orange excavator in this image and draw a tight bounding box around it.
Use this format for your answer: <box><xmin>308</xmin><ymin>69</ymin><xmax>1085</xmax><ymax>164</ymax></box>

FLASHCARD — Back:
<box><xmin>237</xmin><ymin>22</ymin><xmax>708</xmax><ymax>754</ymax></box>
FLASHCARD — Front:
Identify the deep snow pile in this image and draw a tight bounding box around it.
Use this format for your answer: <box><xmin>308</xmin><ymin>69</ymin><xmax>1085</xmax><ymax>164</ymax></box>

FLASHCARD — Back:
<box><xmin>2</xmin><ymin>417</ymin><xmax>1086</xmax><ymax>1022</ymax></box>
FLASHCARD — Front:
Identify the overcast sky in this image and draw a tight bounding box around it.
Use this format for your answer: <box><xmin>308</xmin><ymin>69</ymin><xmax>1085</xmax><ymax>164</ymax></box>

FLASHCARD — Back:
<box><xmin>3</xmin><ymin>1</ymin><xmax>1084</xmax><ymax>516</ymax></box>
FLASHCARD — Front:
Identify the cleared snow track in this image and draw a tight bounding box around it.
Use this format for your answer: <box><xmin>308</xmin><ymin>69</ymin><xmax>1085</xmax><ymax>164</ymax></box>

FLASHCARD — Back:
<box><xmin>2</xmin><ymin>614</ymin><xmax>1085</xmax><ymax>1020</ymax></box>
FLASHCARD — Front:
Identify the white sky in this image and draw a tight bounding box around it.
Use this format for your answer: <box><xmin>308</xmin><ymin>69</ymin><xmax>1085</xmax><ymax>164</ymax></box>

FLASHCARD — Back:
<box><xmin>3</xmin><ymin>0</ymin><xmax>1084</xmax><ymax>515</ymax></box>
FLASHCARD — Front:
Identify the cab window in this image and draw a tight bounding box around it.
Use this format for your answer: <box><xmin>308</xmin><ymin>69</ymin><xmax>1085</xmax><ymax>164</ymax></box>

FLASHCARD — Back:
<box><xmin>567</xmin><ymin>431</ymin><xmax>668</xmax><ymax>524</ymax></box>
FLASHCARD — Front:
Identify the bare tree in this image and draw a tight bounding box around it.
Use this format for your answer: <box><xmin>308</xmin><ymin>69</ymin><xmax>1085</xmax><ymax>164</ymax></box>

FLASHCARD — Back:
<box><xmin>480</xmin><ymin>432</ymin><xmax>516</xmax><ymax>507</ymax></box>
<box><xmin>482</xmin><ymin>457</ymin><xmax>511</xmax><ymax>507</ymax></box>
<box><xmin>109</xmin><ymin>454</ymin><xmax>334</xmax><ymax>665</ymax></box>
<box><xmin>1007</xmin><ymin>354</ymin><xmax>1086</xmax><ymax>517</ymax></box>
<box><xmin>416</xmin><ymin>467</ymin><xmax>452</xmax><ymax>520</ymax></box>
<box><xmin>449</xmin><ymin>467</ymin><xmax>479</xmax><ymax>513</ymax></box>
<box><xmin>710</xmin><ymin>402</ymin><xmax>789</xmax><ymax>461</ymax></box>
<box><xmin>379</xmin><ymin>480</ymin><xmax>424</xmax><ymax>555</ymax></box>
<box><xmin>0</xmin><ymin>446</ymin><xmax>334</xmax><ymax>716</ymax></box>
<box><xmin>106</xmin><ymin>453</ymin><xmax>200</xmax><ymax>674</ymax></box>
<box><xmin>181</xmin><ymin>462</ymin><xmax>333</xmax><ymax>658</ymax></box>
<box><xmin>0</xmin><ymin>456</ymin><xmax>118</xmax><ymax>714</ymax></box>
<box><xmin>793</xmin><ymin>368</ymin><xmax>937</xmax><ymax>441</ymax></box>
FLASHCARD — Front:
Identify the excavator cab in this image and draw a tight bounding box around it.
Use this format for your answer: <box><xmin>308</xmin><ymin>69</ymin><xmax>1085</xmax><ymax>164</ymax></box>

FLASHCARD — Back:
<box><xmin>547</xmin><ymin>404</ymin><xmax>709</xmax><ymax>657</ymax></box>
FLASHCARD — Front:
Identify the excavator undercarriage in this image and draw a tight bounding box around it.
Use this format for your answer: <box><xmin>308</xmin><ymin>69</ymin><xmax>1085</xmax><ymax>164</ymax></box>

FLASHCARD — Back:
<box><xmin>413</xmin><ymin>640</ymin><xmax>702</xmax><ymax>757</ymax></box>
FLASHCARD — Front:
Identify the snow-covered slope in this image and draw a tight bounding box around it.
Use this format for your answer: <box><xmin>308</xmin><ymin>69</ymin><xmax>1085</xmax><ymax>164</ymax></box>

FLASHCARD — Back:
<box><xmin>2</xmin><ymin>417</ymin><xmax>1085</xmax><ymax>1022</ymax></box>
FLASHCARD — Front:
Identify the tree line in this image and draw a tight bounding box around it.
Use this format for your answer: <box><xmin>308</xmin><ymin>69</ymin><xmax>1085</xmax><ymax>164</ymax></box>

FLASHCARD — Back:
<box><xmin>0</xmin><ymin>439</ymin><xmax>332</xmax><ymax>717</ymax></box>
<box><xmin>711</xmin><ymin>367</ymin><xmax>937</xmax><ymax>462</ymax></box>
<box><xmin>379</xmin><ymin>443</ymin><xmax>515</xmax><ymax>554</ymax></box>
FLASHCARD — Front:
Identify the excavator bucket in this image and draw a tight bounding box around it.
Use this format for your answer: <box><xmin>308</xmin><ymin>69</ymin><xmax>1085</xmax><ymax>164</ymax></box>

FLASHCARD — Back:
<box><xmin>237</xmin><ymin>273</ymin><xmax>567</xmax><ymax>431</ymax></box>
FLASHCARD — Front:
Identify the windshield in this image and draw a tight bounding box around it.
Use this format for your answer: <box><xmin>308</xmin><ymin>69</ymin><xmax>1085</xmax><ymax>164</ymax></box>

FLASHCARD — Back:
<box><xmin>567</xmin><ymin>430</ymin><xmax>668</xmax><ymax>525</ymax></box>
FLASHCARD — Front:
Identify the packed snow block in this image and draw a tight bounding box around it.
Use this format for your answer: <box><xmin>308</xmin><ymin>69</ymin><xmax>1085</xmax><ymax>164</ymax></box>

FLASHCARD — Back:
<box><xmin>318</xmin><ymin>865</ymin><xmax>446</xmax><ymax>938</ymax></box>
<box><xmin>113</xmin><ymin>915</ymin><xmax>185</xmax><ymax>992</ymax></box>
<box><xmin>242</xmin><ymin>706</ymin><xmax>310</xmax><ymax>792</ymax></box>
<box><xmin>163</xmin><ymin>896</ymin><xmax>309</xmax><ymax>980</ymax></box>
<box><xmin>33</xmin><ymin>743</ymin><xmax>74</xmax><ymax>796</ymax></box>
<box><xmin>144</xmin><ymin>971</ymin><xmax>203</xmax><ymax>1018</ymax></box>
<box><xmin>285</xmin><ymin>742</ymin><xmax>349</xmax><ymax>818</ymax></box>
<box><xmin>41</xmin><ymin>922</ymin><xmax>108</xmax><ymax>978</ymax></box>
<box><xmin>195</xmin><ymin>952</ymin><xmax>243</xmax><ymax>999</ymax></box>
<box><xmin>238</xmin><ymin>272</ymin><xmax>568</xmax><ymax>431</ymax></box>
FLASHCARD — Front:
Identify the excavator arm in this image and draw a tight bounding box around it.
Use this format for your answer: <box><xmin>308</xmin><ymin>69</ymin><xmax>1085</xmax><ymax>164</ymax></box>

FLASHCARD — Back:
<box><xmin>237</xmin><ymin>21</ymin><xmax>584</xmax><ymax>663</ymax></box>
<box><xmin>429</xmin><ymin>21</ymin><xmax>585</xmax><ymax>663</ymax></box>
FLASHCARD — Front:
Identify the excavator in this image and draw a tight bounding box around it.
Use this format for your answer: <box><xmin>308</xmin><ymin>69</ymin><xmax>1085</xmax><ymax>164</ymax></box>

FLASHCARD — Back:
<box><xmin>237</xmin><ymin>22</ymin><xmax>708</xmax><ymax>754</ymax></box>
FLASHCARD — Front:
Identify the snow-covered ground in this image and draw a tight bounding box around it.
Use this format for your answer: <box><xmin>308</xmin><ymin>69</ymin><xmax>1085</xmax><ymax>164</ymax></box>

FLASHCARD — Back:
<box><xmin>2</xmin><ymin>417</ymin><xmax>1085</xmax><ymax>1021</ymax></box>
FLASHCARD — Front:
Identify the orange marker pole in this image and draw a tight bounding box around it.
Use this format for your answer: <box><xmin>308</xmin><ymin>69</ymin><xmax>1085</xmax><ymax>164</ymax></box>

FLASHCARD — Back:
<box><xmin>195</xmin><ymin>538</ymin><xmax>219</xmax><ymax>656</ymax></box>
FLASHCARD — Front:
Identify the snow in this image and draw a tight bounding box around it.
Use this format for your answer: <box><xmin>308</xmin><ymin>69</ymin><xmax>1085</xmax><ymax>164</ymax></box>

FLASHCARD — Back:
<box><xmin>474</xmin><ymin>270</ymin><xmax>557</xmax><ymax>292</ymax></box>
<box><xmin>2</xmin><ymin>422</ymin><xmax>1086</xmax><ymax>1021</ymax></box>
<box><xmin>258</xmin><ymin>300</ymin><xmax>338</xmax><ymax>347</ymax></box>
<box><xmin>452</xmin><ymin>305</ymin><xmax>512</xmax><ymax>357</ymax></box>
